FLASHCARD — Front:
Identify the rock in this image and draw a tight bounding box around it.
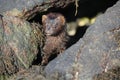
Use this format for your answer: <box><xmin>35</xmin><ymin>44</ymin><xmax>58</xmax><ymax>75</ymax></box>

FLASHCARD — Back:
<box><xmin>0</xmin><ymin>15</ymin><xmax>44</xmax><ymax>75</ymax></box>
<box><xmin>0</xmin><ymin>0</ymin><xmax>75</xmax><ymax>20</ymax></box>
<box><xmin>44</xmin><ymin>0</ymin><xmax>120</xmax><ymax>80</ymax></box>
<box><xmin>9</xmin><ymin>65</ymin><xmax>48</xmax><ymax>80</ymax></box>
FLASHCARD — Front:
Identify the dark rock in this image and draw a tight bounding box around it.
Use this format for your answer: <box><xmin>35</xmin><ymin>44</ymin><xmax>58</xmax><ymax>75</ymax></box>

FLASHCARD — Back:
<box><xmin>0</xmin><ymin>0</ymin><xmax>44</xmax><ymax>14</ymax></box>
<box><xmin>44</xmin><ymin>0</ymin><xmax>120</xmax><ymax>80</ymax></box>
<box><xmin>0</xmin><ymin>0</ymin><xmax>75</xmax><ymax>20</ymax></box>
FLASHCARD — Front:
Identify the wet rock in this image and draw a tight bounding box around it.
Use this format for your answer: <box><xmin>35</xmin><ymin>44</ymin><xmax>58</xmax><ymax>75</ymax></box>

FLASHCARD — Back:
<box><xmin>44</xmin><ymin>0</ymin><xmax>120</xmax><ymax>80</ymax></box>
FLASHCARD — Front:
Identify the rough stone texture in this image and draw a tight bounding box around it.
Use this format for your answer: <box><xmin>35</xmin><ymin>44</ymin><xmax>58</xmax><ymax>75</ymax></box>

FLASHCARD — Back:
<box><xmin>9</xmin><ymin>65</ymin><xmax>47</xmax><ymax>80</ymax></box>
<box><xmin>44</xmin><ymin>0</ymin><xmax>120</xmax><ymax>80</ymax></box>
<box><xmin>0</xmin><ymin>0</ymin><xmax>75</xmax><ymax>20</ymax></box>
<box><xmin>0</xmin><ymin>0</ymin><xmax>44</xmax><ymax>13</ymax></box>
<box><xmin>0</xmin><ymin>15</ymin><xmax>44</xmax><ymax>75</ymax></box>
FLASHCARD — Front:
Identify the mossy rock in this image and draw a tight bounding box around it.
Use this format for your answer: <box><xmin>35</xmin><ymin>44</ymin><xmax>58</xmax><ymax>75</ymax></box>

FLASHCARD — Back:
<box><xmin>0</xmin><ymin>15</ymin><xmax>44</xmax><ymax>75</ymax></box>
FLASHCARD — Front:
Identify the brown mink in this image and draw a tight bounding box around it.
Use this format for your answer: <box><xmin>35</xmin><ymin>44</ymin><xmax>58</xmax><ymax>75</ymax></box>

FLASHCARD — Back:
<box><xmin>41</xmin><ymin>13</ymin><xmax>69</xmax><ymax>65</ymax></box>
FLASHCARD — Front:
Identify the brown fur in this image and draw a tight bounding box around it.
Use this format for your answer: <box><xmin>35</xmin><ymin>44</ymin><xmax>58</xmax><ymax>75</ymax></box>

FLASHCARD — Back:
<box><xmin>41</xmin><ymin>13</ymin><xmax>68</xmax><ymax>65</ymax></box>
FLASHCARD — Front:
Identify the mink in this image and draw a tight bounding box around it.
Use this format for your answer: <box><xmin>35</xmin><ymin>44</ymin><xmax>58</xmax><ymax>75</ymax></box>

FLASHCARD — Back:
<box><xmin>41</xmin><ymin>13</ymin><xmax>69</xmax><ymax>65</ymax></box>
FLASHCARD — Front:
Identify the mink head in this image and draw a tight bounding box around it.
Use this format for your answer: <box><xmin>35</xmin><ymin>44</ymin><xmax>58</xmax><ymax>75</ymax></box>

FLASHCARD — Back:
<box><xmin>42</xmin><ymin>13</ymin><xmax>66</xmax><ymax>36</ymax></box>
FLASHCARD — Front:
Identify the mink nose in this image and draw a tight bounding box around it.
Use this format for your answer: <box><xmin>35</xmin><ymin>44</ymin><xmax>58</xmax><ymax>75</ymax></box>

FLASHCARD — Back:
<box><xmin>45</xmin><ymin>27</ymin><xmax>53</xmax><ymax>35</ymax></box>
<box><xmin>46</xmin><ymin>26</ymin><xmax>50</xmax><ymax>30</ymax></box>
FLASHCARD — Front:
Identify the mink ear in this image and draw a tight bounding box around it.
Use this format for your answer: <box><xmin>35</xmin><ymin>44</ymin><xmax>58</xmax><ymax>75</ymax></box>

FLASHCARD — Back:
<box><xmin>42</xmin><ymin>15</ymin><xmax>47</xmax><ymax>23</ymax></box>
<box><xmin>57</xmin><ymin>16</ymin><xmax>65</xmax><ymax>25</ymax></box>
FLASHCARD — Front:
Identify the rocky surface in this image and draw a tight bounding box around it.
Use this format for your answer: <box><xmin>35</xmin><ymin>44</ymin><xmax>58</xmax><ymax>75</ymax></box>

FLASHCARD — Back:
<box><xmin>9</xmin><ymin>65</ymin><xmax>47</xmax><ymax>80</ymax></box>
<box><xmin>0</xmin><ymin>0</ymin><xmax>75</xmax><ymax>20</ymax></box>
<box><xmin>0</xmin><ymin>15</ymin><xmax>44</xmax><ymax>75</ymax></box>
<box><xmin>44</xmin><ymin>0</ymin><xmax>120</xmax><ymax>80</ymax></box>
